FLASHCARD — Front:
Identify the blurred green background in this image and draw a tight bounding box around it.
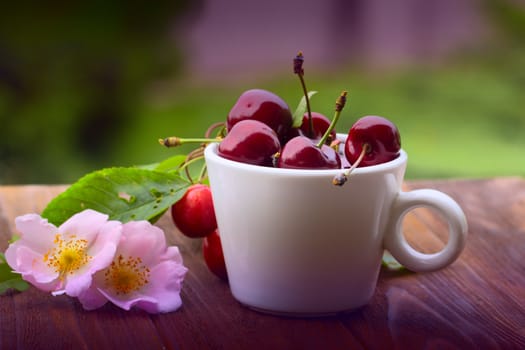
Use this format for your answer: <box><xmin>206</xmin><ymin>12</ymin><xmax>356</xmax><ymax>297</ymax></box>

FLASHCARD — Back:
<box><xmin>0</xmin><ymin>0</ymin><xmax>524</xmax><ymax>184</ymax></box>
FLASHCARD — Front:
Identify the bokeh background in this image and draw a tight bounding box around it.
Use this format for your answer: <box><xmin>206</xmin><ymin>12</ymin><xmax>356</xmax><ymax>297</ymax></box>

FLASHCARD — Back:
<box><xmin>0</xmin><ymin>0</ymin><xmax>524</xmax><ymax>184</ymax></box>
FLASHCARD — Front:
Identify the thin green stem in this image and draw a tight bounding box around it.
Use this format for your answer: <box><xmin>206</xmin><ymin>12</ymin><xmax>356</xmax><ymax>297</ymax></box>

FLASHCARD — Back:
<box><xmin>317</xmin><ymin>91</ymin><xmax>347</xmax><ymax>148</ymax></box>
<box><xmin>294</xmin><ymin>51</ymin><xmax>313</xmax><ymax>138</ymax></box>
<box><xmin>332</xmin><ymin>143</ymin><xmax>369</xmax><ymax>186</ymax></box>
<box><xmin>159</xmin><ymin>137</ymin><xmax>221</xmax><ymax>148</ymax></box>
<box><xmin>178</xmin><ymin>156</ymin><xmax>203</xmax><ymax>183</ymax></box>
<box><xmin>299</xmin><ymin>75</ymin><xmax>313</xmax><ymax>138</ymax></box>
<box><xmin>197</xmin><ymin>162</ymin><xmax>208</xmax><ymax>184</ymax></box>
<box><xmin>205</xmin><ymin>121</ymin><xmax>227</xmax><ymax>139</ymax></box>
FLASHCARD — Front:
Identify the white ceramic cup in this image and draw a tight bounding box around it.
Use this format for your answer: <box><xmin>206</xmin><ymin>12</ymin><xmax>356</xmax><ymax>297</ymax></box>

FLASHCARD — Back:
<box><xmin>204</xmin><ymin>135</ymin><xmax>468</xmax><ymax>316</ymax></box>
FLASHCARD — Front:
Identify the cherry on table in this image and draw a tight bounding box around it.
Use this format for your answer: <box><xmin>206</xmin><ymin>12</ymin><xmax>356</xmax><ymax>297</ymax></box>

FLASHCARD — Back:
<box><xmin>218</xmin><ymin>119</ymin><xmax>281</xmax><ymax>167</ymax></box>
<box><xmin>203</xmin><ymin>229</ymin><xmax>228</xmax><ymax>281</ymax></box>
<box><xmin>277</xmin><ymin>135</ymin><xmax>341</xmax><ymax>170</ymax></box>
<box><xmin>344</xmin><ymin>115</ymin><xmax>401</xmax><ymax>167</ymax></box>
<box><xmin>171</xmin><ymin>184</ymin><xmax>217</xmax><ymax>238</ymax></box>
<box><xmin>227</xmin><ymin>89</ymin><xmax>293</xmax><ymax>143</ymax></box>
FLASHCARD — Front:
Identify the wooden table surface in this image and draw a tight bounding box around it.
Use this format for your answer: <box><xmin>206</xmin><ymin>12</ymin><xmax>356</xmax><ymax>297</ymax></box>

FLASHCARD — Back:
<box><xmin>0</xmin><ymin>177</ymin><xmax>524</xmax><ymax>349</ymax></box>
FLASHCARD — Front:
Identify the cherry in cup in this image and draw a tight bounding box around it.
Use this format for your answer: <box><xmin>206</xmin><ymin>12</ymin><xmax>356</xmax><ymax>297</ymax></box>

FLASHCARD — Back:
<box><xmin>171</xmin><ymin>184</ymin><xmax>217</xmax><ymax>238</ymax></box>
<box><xmin>277</xmin><ymin>136</ymin><xmax>341</xmax><ymax>169</ymax></box>
<box><xmin>278</xmin><ymin>90</ymin><xmax>347</xmax><ymax>170</ymax></box>
<box><xmin>218</xmin><ymin>119</ymin><xmax>281</xmax><ymax>167</ymax></box>
<box><xmin>344</xmin><ymin>115</ymin><xmax>401</xmax><ymax>167</ymax></box>
<box><xmin>286</xmin><ymin>112</ymin><xmax>336</xmax><ymax>145</ymax></box>
<box><xmin>227</xmin><ymin>89</ymin><xmax>293</xmax><ymax>143</ymax></box>
<box><xmin>301</xmin><ymin>112</ymin><xmax>336</xmax><ymax>143</ymax></box>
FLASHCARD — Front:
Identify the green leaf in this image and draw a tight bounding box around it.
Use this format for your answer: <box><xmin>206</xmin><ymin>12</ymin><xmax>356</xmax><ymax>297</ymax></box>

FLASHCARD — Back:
<box><xmin>292</xmin><ymin>91</ymin><xmax>318</xmax><ymax>127</ymax></box>
<box><xmin>156</xmin><ymin>154</ymin><xmax>207</xmax><ymax>183</ymax></box>
<box><xmin>0</xmin><ymin>253</ymin><xmax>29</xmax><ymax>294</ymax></box>
<box><xmin>135</xmin><ymin>162</ymin><xmax>160</xmax><ymax>171</ymax></box>
<box><xmin>41</xmin><ymin>167</ymin><xmax>191</xmax><ymax>226</ymax></box>
<box><xmin>382</xmin><ymin>250</ymin><xmax>406</xmax><ymax>271</ymax></box>
<box><xmin>136</xmin><ymin>154</ymin><xmax>187</xmax><ymax>173</ymax></box>
<box><xmin>153</xmin><ymin>155</ymin><xmax>187</xmax><ymax>172</ymax></box>
<box><xmin>8</xmin><ymin>234</ymin><xmax>20</xmax><ymax>244</ymax></box>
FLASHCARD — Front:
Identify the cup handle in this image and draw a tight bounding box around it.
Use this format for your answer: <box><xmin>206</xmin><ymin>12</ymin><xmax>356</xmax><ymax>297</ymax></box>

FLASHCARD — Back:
<box><xmin>383</xmin><ymin>189</ymin><xmax>468</xmax><ymax>272</ymax></box>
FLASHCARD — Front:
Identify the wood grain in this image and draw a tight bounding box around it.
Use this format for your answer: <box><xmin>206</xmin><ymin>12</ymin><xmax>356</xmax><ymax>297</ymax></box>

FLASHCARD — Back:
<box><xmin>0</xmin><ymin>178</ymin><xmax>524</xmax><ymax>349</ymax></box>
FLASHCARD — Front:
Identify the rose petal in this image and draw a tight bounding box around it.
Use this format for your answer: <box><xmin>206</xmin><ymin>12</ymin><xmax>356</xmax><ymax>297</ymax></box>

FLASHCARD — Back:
<box><xmin>63</xmin><ymin>221</ymin><xmax>122</xmax><ymax>297</ymax></box>
<box><xmin>160</xmin><ymin>246</ymin><xmax>184</xmax><ymax>265</ymax></box>
<box><xmin>58</xmin><ymin>209</ymin><xmax>109</xmax><ymax>242</ymax></box>
<box><xmin>86</xmin><ymin>221</ymin><xmax>188</xmax><ymax>313</ymax></box>
<box><xmin>97</xmin><ymin>287</ymin><xmax>158</xmax><ymax>311</ymax></box>
<box><xmin>77</xmin><ymin>284</ymin><xmax>109</xmax><ymax>310</ymax></box>
<box><xmin>6</xmin><ymin>210</ymin><xmax>121</xmax><ymax>297</ymax></box>
<box><xmin>85</xmin><ymin>221</ymin><xmax>122</xmax><ymax>272</ymax></box>
<box><xmin>98</xmin><ymin>259</ymin><xmax>187</xmax><ymax>313</ymax></box>
<box><xmin>117</xmin><ymin>221</ymin><xmax>166</xmax><ymax>265</ymax></box>
<box><xmin>141</xmin><ymin>260</ymin><xmax>187</xmax><ymax>313</ymax></box>
<box><xmin>14</xmin><ymin>214</ymin><xmax>57</xmax><ymax>253</ymax></box>
<box><xmin>6</xmin><ymin>245</ymin><xmax>60</xmax><ymax>292</ymax></box>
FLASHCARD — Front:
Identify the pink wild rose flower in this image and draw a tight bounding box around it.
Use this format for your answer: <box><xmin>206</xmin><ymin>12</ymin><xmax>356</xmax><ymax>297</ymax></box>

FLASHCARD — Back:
<box><xmin>5</xmin><ymin>210</ymin><xmax>122</xmax><ymax>297</ymax></box>
<box><xmin>78</xmin><ymin>220</ymin><xmax>188</xmax><ymax>313</ymax></box>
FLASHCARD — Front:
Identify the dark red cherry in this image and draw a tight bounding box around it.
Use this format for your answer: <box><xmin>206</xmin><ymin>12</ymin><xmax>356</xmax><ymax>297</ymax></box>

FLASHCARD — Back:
<box><xmin>277</xmin><ymin>136</ymin><xmax>341</xmax><ymax>169</ymax></box>
<box><xmin>300</xmin><ymin>112</ymin><xmax>336</xmax><ymax>143</ymax></box>
<box><xmin>227</xmin><ymin>89</ymin><xmax>293</xmax><ymax>143</ymax></box>
<box><xmin>285</xmin><ymin>112</ymin><xmax>336</xmax><ymax>145</ymax></box>
<box><xmin>203</xmin><ymin>229</ymin><xmax>228</xmax><ymax>281</ymax></box>
<box><xmin>344</xmin><ymin>115</ymin><xmax>401</xmax><ymax>167</ymax></box>
<box><xmin>171</xmin><ymin>184</ymin><xmax>217</xmax><ymax>238</ymax></box>
<box><xmin>218</xmin><ymin>119</ymin><xmax>281</xmax><ymax>166</ymax></box>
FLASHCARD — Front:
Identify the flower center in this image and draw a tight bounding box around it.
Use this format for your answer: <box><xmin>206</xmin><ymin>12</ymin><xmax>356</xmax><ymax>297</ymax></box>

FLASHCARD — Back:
<box><xmin>44</xmin><ymin>234</ymin><xmax>91</xmax><ymax>279</ymax></box>
<box><xmin>104</xmin><ymin>254</ymin><xmax>150</xmax><ymax>295</ymax></box>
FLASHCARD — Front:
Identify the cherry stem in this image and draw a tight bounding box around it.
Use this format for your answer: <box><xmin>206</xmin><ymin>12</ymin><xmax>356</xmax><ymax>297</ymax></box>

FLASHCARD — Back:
<box><xmin>181</xmin><ymin>157</ymin><xmax>200</xmax><ymax>183</ymax></box>
<box><xmin>159</xmin><ymin>136</ymin><xmax>221</xmax><ymax>148</ymax></box>
<box><xmin>178</xmin><ymin>149</ymin><xmax>202</xmax><ymax>182</ymax></box>
<box><xmin>317</xmin><ymin>91</ymin><xmax>347</xmax><ymax>148</ymax></box>
<box><xmin>205</xmin><ymin>121</ymin><xmax>227</xmax><ymax>139</ymax></box>
<box><xmin>197</xmin><ymin>162</ymin><xmax>208</xmax><ymax>184</ymax></box>
<box><xmin>332</xmin><ymin>143</ymin><xmax>370</xmax><ymax>186</ymax></box>
<box><xmin>294</xmin><ymin>51</ymin><xmax>314</xmax><ymax>138</ymax></box>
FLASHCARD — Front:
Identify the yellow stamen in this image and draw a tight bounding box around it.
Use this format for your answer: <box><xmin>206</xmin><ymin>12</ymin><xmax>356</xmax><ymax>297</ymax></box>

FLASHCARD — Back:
<box><xmin>104</xmin><ymin>254</ymin><xmax>150</xmax><ymax>295</ymax></box>
<box><xmin>44</xmin><ymin>234</ymin><xmax>92</xmax><ymax>280</ymax></box>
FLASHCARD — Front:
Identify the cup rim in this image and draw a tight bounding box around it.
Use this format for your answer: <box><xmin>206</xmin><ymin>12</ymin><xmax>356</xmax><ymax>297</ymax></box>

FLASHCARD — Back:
<box><xmin>204</xmin><ymin>133</ymin><xmax>407</xmax><ymax>177</ymax></box>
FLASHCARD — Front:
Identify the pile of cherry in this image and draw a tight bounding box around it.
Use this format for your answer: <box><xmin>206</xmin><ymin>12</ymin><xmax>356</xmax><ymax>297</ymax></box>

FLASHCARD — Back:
<box><xmin>167</xmin><ymin>51</ymin><xmax>402</xmax><ymax>280</ymax></box>
<box><xmin>169</xmin><ymin>88</ymin><xmax>401</xmax><ymax>281</ymax></box>
<box><xmin>219</xmin><ymin>88</ymin><xmax>401</xmax><ymax>171</ymax></box>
